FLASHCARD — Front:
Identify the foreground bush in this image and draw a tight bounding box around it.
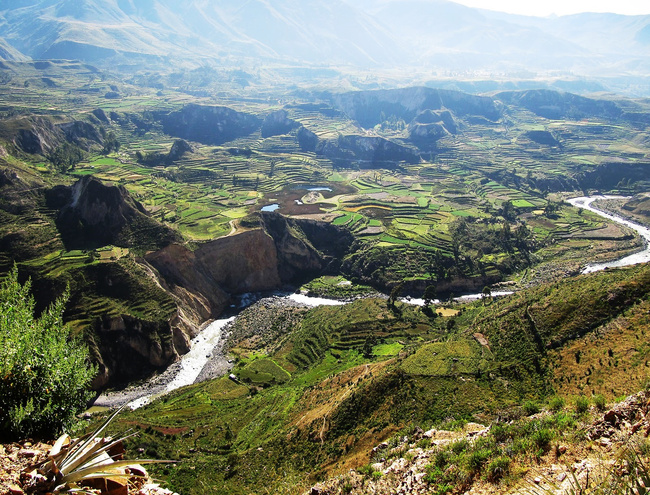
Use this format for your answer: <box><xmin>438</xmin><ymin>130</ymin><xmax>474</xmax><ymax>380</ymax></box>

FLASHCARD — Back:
<box><xmin>0</xmin><ymin>267</ymin><xmax>94</xmax><ymax>440</ymax></box>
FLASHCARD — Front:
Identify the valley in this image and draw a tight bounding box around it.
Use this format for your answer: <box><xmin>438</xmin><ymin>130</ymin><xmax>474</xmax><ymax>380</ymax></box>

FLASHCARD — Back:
<box><xmin>0</xmin><ymin>2</ymin><xmax>650</xmax><ymax>493</ymax></box>
<box><xmin>2</xmin><ymin>58</ymin><xmax>649</xmax><ymax>390</ymax></box>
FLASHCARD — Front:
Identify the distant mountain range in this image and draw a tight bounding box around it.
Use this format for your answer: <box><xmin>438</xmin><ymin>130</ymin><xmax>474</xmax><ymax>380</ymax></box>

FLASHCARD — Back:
<box><xmin>0</xmin><ymin>0</ymin><xmax>648</xmax><ymax>79</ymax></box>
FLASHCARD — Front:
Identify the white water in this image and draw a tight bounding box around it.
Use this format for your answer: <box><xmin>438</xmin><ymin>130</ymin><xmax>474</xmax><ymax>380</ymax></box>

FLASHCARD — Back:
<box><xmin>126</xmin><ymin>317</ymin><xmax>235</xmax><ymax>409</ymax></box>
<box><xmin>118</xmin><ymin>196</ymin><xmax>650</xmax><ymax>409</ymax></box>
<box><xmin>122</xmin><ymin>294</ymin><xmax>346</xmax><ymax>409</ymax></box>
<box><xmin>400</xmin><ymin>291</ymin><xmax>514</xmax><ymax>306</ymax></box>
<box><xmin>286</xmin><ymin>293</ymin><xmax>346</xmax><ymax>306</ymax></box>
<box><xmin>567</xmin><ymin>196</ymin><xmax>650</xmax><ymax>273</ymax></box>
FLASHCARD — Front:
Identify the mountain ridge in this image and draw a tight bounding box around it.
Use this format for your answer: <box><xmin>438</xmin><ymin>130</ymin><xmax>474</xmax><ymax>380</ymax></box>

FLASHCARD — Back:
<box><xmin>0</xmin><ymin>0</ymin><xmax>648</xmax><ymax>80</ymax></box>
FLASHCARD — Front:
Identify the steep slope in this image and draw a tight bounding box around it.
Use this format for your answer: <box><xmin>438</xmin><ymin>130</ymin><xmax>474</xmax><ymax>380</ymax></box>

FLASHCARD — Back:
<box><xmin>0</xmin><ymin>0</ymin><xmax>648</xmax><ymax>76</ymax></box>
<box><xmin>0</xmin><ymin>35</ymin><xmax>27</xmax><ymax>61</ymax></box>
<box><xmin>495</xmin><ymin>89</ymin><xmax>624</xmax><ymax>120</ymax></box>
<box><xmin>330</xmin><ymin>86</ymin><xmax>501</xmax><ymax>128</ymax></box>
<box><xmin>111</xmin><ymin>263</ymin><xmax>650</xmax><ymax>494</ymax></box>
<box><xmin>51</xmin><ymin>176</ymin><xmax>181</xmax><ymax>250</ymax></box>
<box><xmin>0</xmin><ymin>0</ymin><xmax>400</xmax><ymax>66</ymax></box>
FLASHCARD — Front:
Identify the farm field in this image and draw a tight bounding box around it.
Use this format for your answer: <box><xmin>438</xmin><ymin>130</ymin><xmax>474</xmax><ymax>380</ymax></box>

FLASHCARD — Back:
<box><xmin>2</xmin><ymin>62</ymin><xmax>648</xmax><ymax>290</ymax></box>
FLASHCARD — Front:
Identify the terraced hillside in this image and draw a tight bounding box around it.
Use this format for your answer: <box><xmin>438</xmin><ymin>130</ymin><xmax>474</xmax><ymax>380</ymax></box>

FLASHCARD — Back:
<box><xmin>92</xmin><ymin>263</ymin><xmax>650</xmax><ymax>495</ymax></box>
<box><xmin>0</xmin><ymin>61</ymin><xmax>649</xmax><ymax>389</ymax></box>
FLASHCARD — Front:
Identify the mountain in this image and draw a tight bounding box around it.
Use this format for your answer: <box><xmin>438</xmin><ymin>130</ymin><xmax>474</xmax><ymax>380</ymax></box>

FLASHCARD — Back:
<box><xmin>0</xmin><ymin>0</ymin><xmax>400</xmax><ymax>66</ymax></box>
<box><xmin>0</xmin><ymin>35</ymin><xmax>27</xmax><ymax>61</ymax></box>
<box><xmin>353</xmin><ymin>0</ymin><xmax>591</xmax><ymax>71</ymax></box>
<box><xmin>2</xmin><ymin>0</ymin><xmax>648</xmax><ymax>74</ymax></box>
<box><xmin>0</xmin><ymin>0</ymin><xmax>648</xmax><ymax>79</ymax></box>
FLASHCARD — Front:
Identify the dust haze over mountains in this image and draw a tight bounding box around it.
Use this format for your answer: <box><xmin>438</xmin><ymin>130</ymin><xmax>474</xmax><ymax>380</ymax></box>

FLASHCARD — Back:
<box><xmin>0</xmin><ymin>0</ymin><xmax>649</xmax><ymax>93</ymax></box>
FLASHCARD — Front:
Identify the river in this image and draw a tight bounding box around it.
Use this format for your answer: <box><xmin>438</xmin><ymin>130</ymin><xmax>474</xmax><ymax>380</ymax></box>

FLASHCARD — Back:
<box><xmin>94</xmin><ymin>293</ymin><xmax>349</xmax><ymax>409</ymax></box>
<box><xmin>567</xmin><ymin>196</ymin><xmax>650</xmax><ymax>273</ymax></box>
<box><xmin>96</xmin><ymin>195</ymin><xmax>650</xmax><ymax>409</ymax></box>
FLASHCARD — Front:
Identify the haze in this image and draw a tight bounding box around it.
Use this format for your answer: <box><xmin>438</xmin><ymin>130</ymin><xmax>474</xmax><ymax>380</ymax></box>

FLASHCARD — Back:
<box><xmin>453</xmin><ymin>0</ymin><xmax>650</xmax><ymax>17</ymax></box>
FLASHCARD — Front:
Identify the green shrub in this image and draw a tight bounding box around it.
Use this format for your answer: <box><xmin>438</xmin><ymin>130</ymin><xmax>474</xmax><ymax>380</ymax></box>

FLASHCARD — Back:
<box><xmin>433</xmin><ymin>448</ymin><xmax>452</xmax><ymax>468</ymax></box>
<box><xmin>512</xmin><ymin>437</ymin><xmax>534</xmax><ymax>455</ymax></box>
<box><xmin>465</xmin><ymin>448</ymin><xmax>492</xmax><ymax>474</ymax></box>
<box><xmin>451</xmin><ymin>438</ymin><xmax>469</xmax><ymax>454</ymax></box>
<box><xmin>549</xmin><ymin>411</ymin><xmax>577</xmax><ymax>430</ymax></box>
<box><xmin>490</xmin><ymin>423</ymin><xmax>511</xmax><ymax>443</ymax></box>
<box><xmin>548</xmin><ymin>396</ymin><xmax>565</xmax><ymax>412</ymax></box>
<box><xmin>532</xmin><ymin>428</ymin><xmax>553</xmax><ymax>449</ymax></box>
<box><xmin>357</xmin><ymin>463</ymin><xmax>382</xmax><ymax>479</ymax></box>
<box><xmin>592</xmin><ymin>394</ymin><xmax>606</xmax><ymax>411</ymax></box>
<box><xmin>424</xmin><ymin>465</ymin><xmax>455</xmax><ymax>494</ymax></box>
<box><xmin>486</xmin><ymin>456</ymin><xmax>510</xmax><ymax>482</ymax></box>
<box><xmin>574</xmin><ymin>395</ymin><xmax>590</xmax><ymax>414</ymax></box>
<box><xmin>0</xmin><ymin>267</ymin><xmax>95</xmax><ymax>440</ymax></box>
<box><xmin>523</xmin><ymin>400</ymin><xmax>540</xmax><ymax>416</ymax></box>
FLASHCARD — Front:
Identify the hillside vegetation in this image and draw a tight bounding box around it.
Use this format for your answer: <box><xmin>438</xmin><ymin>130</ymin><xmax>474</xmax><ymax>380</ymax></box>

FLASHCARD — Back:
<box><xmin>0</xmin><ymin>58</ymin><xmax>649</xmax><ymax>390</ymax></box>
<box><xmin>87</xmin><ymin>263</ymin><xmax>650</xmax><ymax>494</ymax></box>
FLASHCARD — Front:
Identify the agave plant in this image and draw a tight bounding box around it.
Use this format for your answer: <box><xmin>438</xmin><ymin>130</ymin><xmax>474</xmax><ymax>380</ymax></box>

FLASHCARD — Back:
<box><xmin>30</xmin><ymin>406</ymin><xmax>172</xmax><ymax>494</ymax></box>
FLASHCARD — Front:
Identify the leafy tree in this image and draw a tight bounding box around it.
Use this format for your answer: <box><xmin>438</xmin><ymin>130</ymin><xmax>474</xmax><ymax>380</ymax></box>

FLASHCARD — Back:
<box><xmin>48</xmin><ymin>142</ymin><xmax>85</xmax><ymax>173</ymax></box>
<box><xmin>482</xmin><ymin>285</ymin><xmax>492</xmax><ymax>302</ymax></box>
<box><xmin>0</xmin><ymin>266</ymin><xmax>95</xmax><ymax>440</ymax></box>
<box><xmin>544</xmin><ymin>200</ymin><xmax>561</xmax><ymax>218</ymax></box>
<box><xmin>423</xmin><ymin>285</ymin><xmax>437</xmax><ymax>308</ymax></box>
<box><xmin>422</xmin><ymin>285</ymin><xmax>437</xmax><ymax>317</ymax></box>
<box><xmin>101</xmin><ymin>131</ymin><xmax>120</xmax><ymax>155</ymax></box>
<box><xmin>499</xmin><ymin>200</ymin><xmax>516</xmax><ymax>221</ymax></box>
<box><xmin>388</xmin><ymin>281</ymin><xmax>404</xmax><ymax>307</ymax></box>
<box><xmin>362</xmin><ymin>336</ymin><xmax>377</xmax><ymax>359</ymax></box>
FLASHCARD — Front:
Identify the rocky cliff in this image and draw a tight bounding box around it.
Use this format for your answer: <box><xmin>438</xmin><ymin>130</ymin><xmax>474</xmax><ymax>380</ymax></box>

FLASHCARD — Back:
<box><xmin>0</xmin><ymin>116</ymin><xmax>105</xmax><ymax>156</ymax></box>
<box><xmin>298</xmin><ymin>130</ymin><xmax>420</xmax><ymax>169</ymax></box>
<box><xmin>495</xmin><ymin>89</ymin><xmax>623</xmax><ymax>120</ymax></box>
<box><xmin>0</xmin><ymin>117</ymin><xmax>64</xmax><ymax>155</ymax></box>
<box><xmin>330</xmin><ymin>87</ymin><xmax>500</xmax><ymax>128</ymax></box>
<box><xmin>51</xmin><ymin>175</ymin><xmax>180</xmax><ymax>250</ymax></box>
<box><xmin>160</xmin><ymin>104</ymin><xmax>261</xmax><ymax>145</ymax></box>
<box><xmin>261</xmin><ymin>110</ymin><xmax>299</xmax><ymax>138</ymax></box>
<box><xmin>145</xmin><ymin>214</ymin><xmax>356</xmax><ymax>317</ymax></box>
<box><xmin>145</xmin><ymin>229</ymin><xmax>281</xmax><ymax>319</ymax></box>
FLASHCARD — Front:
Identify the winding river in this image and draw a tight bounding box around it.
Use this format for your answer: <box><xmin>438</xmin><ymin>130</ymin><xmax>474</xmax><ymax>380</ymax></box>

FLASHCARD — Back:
<box><xmin>567</xmin><ymin>196</ymin><xmax>650</xmax><ymax>273</ymax></box>
<box><xmin>95</xmin><ymin>195</ymin><xmax>650</xmax><ymax>409</ymax></box>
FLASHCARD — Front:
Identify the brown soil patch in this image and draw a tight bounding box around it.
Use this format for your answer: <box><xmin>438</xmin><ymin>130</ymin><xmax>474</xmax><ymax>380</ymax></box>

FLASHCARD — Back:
<box><xmin>292</xmin><ymin>361</ymin><xmax>394</xmax><ymax>431</ymax></box>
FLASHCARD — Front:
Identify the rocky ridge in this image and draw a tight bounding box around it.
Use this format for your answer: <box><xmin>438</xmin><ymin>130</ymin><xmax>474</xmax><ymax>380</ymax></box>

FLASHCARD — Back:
<box><xmin>308</xmin><ymin>390</ymin><xmax>650</xmax><ymax>495</ymax></box>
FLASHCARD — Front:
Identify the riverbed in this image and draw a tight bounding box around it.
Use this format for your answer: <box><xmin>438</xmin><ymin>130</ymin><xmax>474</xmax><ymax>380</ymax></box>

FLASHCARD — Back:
<box><xmin>567</xmin><ymin>196</ymin><xmax>650</xmax><ymax>273</ymax></box>
<box><xmin>95</xmin><ymin>195</ymin><xmax>650</xmax><ymax>409</ymax></box>
<box><xmin>94</xmin><ymin>294</ymin><xmax>349</xmax><ymax>409</ymax></box>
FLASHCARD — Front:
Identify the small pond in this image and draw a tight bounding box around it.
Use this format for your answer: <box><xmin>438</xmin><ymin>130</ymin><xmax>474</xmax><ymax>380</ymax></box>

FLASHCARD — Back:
<box><xmin>261</xmin><ymin>203</ymin><xmax>280</xmax><ymax>212</ymax></box>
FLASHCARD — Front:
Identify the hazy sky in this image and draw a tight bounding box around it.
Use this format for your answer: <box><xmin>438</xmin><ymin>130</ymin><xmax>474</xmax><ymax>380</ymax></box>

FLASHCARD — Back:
<box><xmin>452</xmin><ymin>0</ymin><xmax>650</xmax><ymax>17</ymax></box>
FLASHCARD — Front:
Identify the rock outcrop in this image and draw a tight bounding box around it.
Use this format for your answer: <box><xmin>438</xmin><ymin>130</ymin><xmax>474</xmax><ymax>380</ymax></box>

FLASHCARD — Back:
<box><xmin>0</xmin><ymin>116</ymin><xmax>105</xmax><ymax>155</ymax></box>
<box><xmin>408</xmin><ymin>109</ymin><xmax>458</xmax><ymax>149</ymax></box>
<box><xmin>58</xmin><ymin>120</ymin><xmax>103</xmax><ymax>150</ymax></box>
<box><xmin>90</xmin><ymin>313</ymin><xmax>178</xmax><ymax>388</ymax></box>
<box><xmin>331</xmin><ymin>87</ymin><xmax>500</xmax><ymax>128</ymax></box>
<box><xmin>522</xmin><ymin>130</ymin><xmax>560</xmax><ymax>146</ymax></box>
<box><xmin>261</xmin><ymin>212</ymin><xmax>355</xmax><ymax>281</ymax></box>
<box><xmin>146</xmin><ymin>215</ymin><xmax>355</xmax><ymax>317</ymax></box>
<box><xmin>52</xmin><ymin>176</ymin><xmax>180</xmax><ymax>250</ymax></box>
<box><xmin>495</xmin><ymin>89</ymin><xmax>623</xmax><ymax>121</ymax></box>
<box><xmin>309</xmin><ymin>390</ymin><xmax>650</xmax><ymax>495</ymax></box>
<box><xmin>298</xmin><ymin>131</ymin><xmax>420</xmax><ymax>169</ymax></box>
<box><xmin>160</xmin><ymin>104</ymin><xmax>261</xmax><ymax>145</ymax></box>
<box><xmin>166</xmin><ymin>138</ymin><xmax>192</xmax><ymax>163</ymax></box>
<box><xmin>1</xmin><ymin>117</ymin><xmax>64</xmax><ymax>155</ymax></box>
<box><xmin>261</xmin><ymin>109</ymin><xmax>299</xmax><ymax>138</ymax></box>
<box><xmin>146</xmin><ymin>229</ymin><xmax>281</xmax><ymax>318</ymax></box>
